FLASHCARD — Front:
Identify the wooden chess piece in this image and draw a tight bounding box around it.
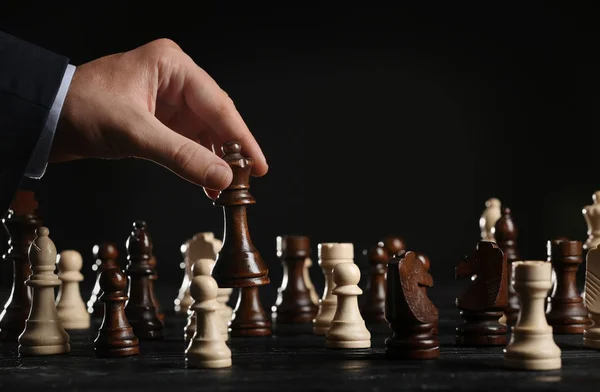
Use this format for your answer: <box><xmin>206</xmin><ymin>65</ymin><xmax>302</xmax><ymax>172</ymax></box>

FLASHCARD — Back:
<box><xmin>381</xmin><ymin>235</ymin><xmax>406</xmax><ymax>256</ymax></box>
<box><xmin>479</xmin><ymin>198</ymin><xmax>501</xmax><ymax>242</ymax></box>
<box><xmin>455</xmin><ymin>241</ymin><xmax>508</xmax><ymax>346</ymax></box>
<box><xmin>271</xmin><ymin>235</ymin><xmax>318</xmax><ymax>324</ymax></box>
<box><xmin>0</xmin><ymin>191</ymin><xmax>41</xmax><ymax>341</ymax></box>
<box><xmin>217</xmin><ymin>286</ymin><xmax>234</xmax><ymax>332</ymax></box>
<box><xmin>87</xmin><ymin>243</ymin><xmax>119</xmax><ymax>318</ymax></box>
<box><xmin>211</xmin><ymin>141</ymin><xmax>269</xmax><ymax>288</ymax></box>
<box><xmin>230</xmin><ymin>286</ymin><xmax>271</xmax><ymax>337</ymax></box>
<box><xmin>313</xmin><ymin>243</ymin><xmax>354</xmax><ymax>335</ymax></box>
<box><xmin>185</xmin><ymin>258</ymin><xmax>228</xmax><ymax>343</ymax></box>
<box><xmin>185</xmin><ymin>275</ymin><xmax>232</xmax><ymax>368</ymax></box>
<box><xmin>385</xmin><ymin>251</ymin><xmax>439</xmax><ymax>359</ymax></box>
<box><xmin>174</xmin><ymin>240</ymin><xmax>193</xmax><ymax>315</ymax></box>
<box><xmin>18</xmin><ymin>227</ymin><xmax>70</xmax><ymax>356</ymax></box>
<box><xmin>583</xmin><ymin>191</ymin><xmax>600</xmax><ymax>251</ymax></box>
<box><xmin>360</xmin><ymin>243</ymin><xmax>389</xmax><ymax>324</ymax></box>
<box><xmin>326</xmin><ymin>262</ymin><xmax>371</xmax><ymax>348</ymax></box>
<box><xmin>124</xmin><ymin>221</ymin><xmax>164</xmax><ymax>340</ymax></box>
<box><xmin>546</xmin><ymin>239</ymin><xmax>590</xmax><ymax>333</ymax></box>
<box><xmin>304</xmin><ymin>257</ymin><xmax>320</xmax><ymax>306</ymax></box>
<box><xmin>504</xmin><ymin>261</ymin><xmax>561</xmax><ymax>370</ymax></box>
<box><xmin>493</xmin><ymin>207</ymin><xmax>520</xmax><ymax>324</ymax></box>
<box><xmin>148</xmin><ymin>255</ymin><xmax>165</xmax><ymax>322</ymax></box>
<box><xmin>584</xmin><ymin>245</ymin><xmax>600</xmax><ymax>349</ymax></box>
<box><xmin>415</xmin><ymin>251</ymin><xmax>437</xmax><ymax>334</ymax></box>
<box><xmin>94</xmin><ymin>267</ymin><xmax>139</xmax><ymax>357</ymax></box>
<box><xmin>56</xmin><ymin>250</ymin><xmax>90</xmax><ymax>330</ymax></box>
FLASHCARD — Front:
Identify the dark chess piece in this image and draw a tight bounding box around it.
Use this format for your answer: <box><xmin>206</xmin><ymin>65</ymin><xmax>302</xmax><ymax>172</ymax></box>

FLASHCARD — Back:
<box><xmin>455</xmin><ymin>241</ymin><xmax>508</xmax><ymax>345</ymax></box>
<box><xmin>124</xmin><ymin>221</ymin><xmax>164</xmax><ymax>340</ymax></box>
<box><xmin>94</xmin><ymin>267</ymin><xmax>139</xmax><ymax>357</ymax></box>
<box><xmin>385</xmin><ymin>251</ymin><xmax>439</xmax><ymax>359</ymax></box>
<box><xmin>360</xmin><ymin>243</ymin><xmax>389</xmax><ymax>323</ymax></box>
<box><xmin>0</xmin><ymin>190</ymin><xmax>41</xmax><ymax>342</ymax></box>
<box><xmin>148</xmin><ymin>255</ymin><xmax>165</xmax><ymax>322</ymax></box>
<box><xmin>271</xmin><ymin>235</ymin><xmax>318</xmax><ymax>324</ymax></box>
<box><xmin>230</xmin><ymin>286</ymin><xmax>272</xmax><ymax>336</ymax></box>
<box><xmin>211</xmin><ymin>141</ymin><xmax>269</xmax><ymax>288</ymax></box>
<box><xmin>493</xmin><ymin>207</ymin><xmax>520</xmax><ymax>324</ymax></box>
<box><xmin>546</xmin><ymin>238</ymin><xmax>591</xmax><ymax>333</ymax></box>
<box><xmin>381</xmin><ymin>235</ymin><xmax>406</xmax><ymax>256</ymax></box>
<box><xmin>415</xmin><ymin>251</ymin><xmax>437</xmax><ymax>335</ymax></box>
<box><xmin>87</xmin><ymin>243</ymin><xmax>119</xmax><ymax>318</ymax></box>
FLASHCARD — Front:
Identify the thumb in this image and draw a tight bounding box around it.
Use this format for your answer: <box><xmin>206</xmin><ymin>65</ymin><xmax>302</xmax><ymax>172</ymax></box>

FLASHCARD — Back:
<box><xmin>133</xmin><ymin>114</ymin><xmax>233</xmax><ymax>191</ymax></box>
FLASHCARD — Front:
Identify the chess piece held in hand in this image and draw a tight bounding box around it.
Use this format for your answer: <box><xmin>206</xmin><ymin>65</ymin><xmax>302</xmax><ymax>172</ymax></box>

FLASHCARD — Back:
<box><xmin>18</xmin><ymin>227</ymin><xmax>70</xmax><ymax>356</ymax></box>
<box><xmin>211</xmin><ymin>141</ymin><xmax>269</xmax><ymax>288</ymax></box>
<box><xmin>56</xmin><ymin>250</ymin><xmax>91</xmax><ymax>330</ymax></box>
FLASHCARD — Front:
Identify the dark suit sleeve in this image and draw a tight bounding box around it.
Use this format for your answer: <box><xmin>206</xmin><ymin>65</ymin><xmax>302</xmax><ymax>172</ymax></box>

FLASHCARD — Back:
<box><xmin>0</xmin><ymin>31</ymin><xmax>69</xmax><ymax>216</ymax></box>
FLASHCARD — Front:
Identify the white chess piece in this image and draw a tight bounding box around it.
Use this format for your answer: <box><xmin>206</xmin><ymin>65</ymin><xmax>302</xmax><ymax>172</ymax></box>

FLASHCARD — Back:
<box><xmin>584</xmin><ymin>245</ymin><xmax>600</xmax><ymax>349</ymax></box>
<box><xmin>479</xmin><ymin>198</ymin><xmax>501</xmax><ymax>242</ymax></box>
<box><xmin>18</xmin><ymin>227</ymin><xmax>70</xmax><ymax>356</ymax></box>
<box><xmin>583</xmin><ymin>191</ymin><xmax>600</xmax><ymax>251</ymax></box>
<box><xmin>174</xmin><ymin>241</ymin><xmax>193</xmax><ymax>315</ymax></box>
<box><xmin>326</xmin><ymin>262</ymin><xmax>371</xmax><ymax>349</ymax></box>
<box><xmin>185</xmin><ymin>275</ymin><xmax>231</xmax><ymax>369</ymax></box>
<box><xmin>313</xmin><ymin>243</ymin><xmax>354</xmax><ymax>335</ymax></box>
<box><xmin>216</xmin><ymin>286</ymin><xmax>233</xmax><ymax>330</ymax></box>
<box><xmin>56</xmin><ymin>250</ymin><xmax>90</xmax><ymax>330</ymax></box>
<box><xmin>185</xmin><ymin>258</ymin><xmax>228</xmax><ymax>342</ymax></box>
<box><xmin>504</xmin><ymin>261</ymin><xmax>561</xmax><ymax>370</ymax></box>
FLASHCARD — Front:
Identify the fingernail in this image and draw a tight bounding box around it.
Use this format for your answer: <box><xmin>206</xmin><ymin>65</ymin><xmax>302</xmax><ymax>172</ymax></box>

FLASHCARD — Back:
<box><xmin>207</xmin><ymin>163</ymin><xmax>232</xmax><ymax>190</ymax></box>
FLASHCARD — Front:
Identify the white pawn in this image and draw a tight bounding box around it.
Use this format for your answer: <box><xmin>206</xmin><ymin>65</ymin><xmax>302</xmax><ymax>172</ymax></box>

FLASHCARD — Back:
<box><xmin>216</xmin><ymin>286</ymin><xmax>234</xmax><ymax>330</ymax></box>
<box><xmin>185</xmin><ymin>258</ymin><xmax>228</xmax><ymax>342</ymax></box>
<box><xmin>504</xmin><ymin>261</ymin><xmax>561</xmax><ymax>370</ymax></box>
<box><xmin>185</xmin><ymin>275</ymin><xmax>231</xmax><ymax>368</ymax></box>
<box><xmin>325</xmin><ymin>262</ymin><xmax>371</xmax><ymax>349</ymax></box>
<box><xmin>56</xmin><ymin>250</ymin><xmax>90</xmax><ymax>330</ymax></box>
<box><xmin>584</xmin><ymin>245</ymin><xmax>600</xmax><ymax>349</ymax></box>
<box><xmin>313</xmin><ymin>243</ymin><xmax>354</xmax><ymax>335</ymax></box>
<box><xmin>18</xmin><ymin>227</ymin><xmax>70</xmax><ymax>356</ymax></box>
<box><xmin>479</xmin><ymin>197</ymin><xmax>501</xmax><ymax>242</ymax></box>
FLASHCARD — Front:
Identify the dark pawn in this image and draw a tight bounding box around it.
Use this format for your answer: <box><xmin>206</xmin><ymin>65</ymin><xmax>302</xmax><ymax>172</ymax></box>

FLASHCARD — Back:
<box><xmin>212</xmin><ymin>141</ymin><xmax>270</xmax><ymax>288</ymax></box>
<box><xmin>148</xmin><ymin>255</ymin><xmax>165</xmax><ymax>323</ymax></box>
<box><xmin>271</xmin><ymin>235</ymin><xmax>318</xmax><ymax>324</ymax></box>
<box><xmin>87</xmin><ymin>243</ymin><xmax>119</xmax><ymax>318</ymax></box>
<box><xmin>385</xmin><ymin>251</ymin><xmax>439</xmax><ymax>359</ymax></box>
<box><xmin>94</xmin><ymin>268</ymin><xmax>139</xmax><ymax>357</ymax></box>
<box><xmin>381</xmin><ymin>235</ymin><xmax>406</xmax><ymax>256</ymax></box>
<box><xmin>0</xmin><ymin>191</ymin><xmax>41</xmax><ymax>342</ymax></box>
<box><xmin>230</xmin><ymin>287</ymin><xmax>272</xmax><ymax>336</ymax></box>
<box><xmin>494</xmin><ymin>207</ymin><xmax>520</xmax><ymax>324</ymax></box>
<box><xmin>360</xmin><ymin>243</ymin><xmax>389</xmax><ymax>324</ymax></box>
<box><xmin>124</xmin><ymin>221</ymin><xmax>164</xmax><ymax>340</ymax></box>
<box><xmin>455</xmin><ymin>241</ymin><xmax>508</xmax><ymax>346</ymax></box>
<box><xmin>546</xmin><ymin>239</ymin><xmax>591</xmax><ymax>333</ymax></box>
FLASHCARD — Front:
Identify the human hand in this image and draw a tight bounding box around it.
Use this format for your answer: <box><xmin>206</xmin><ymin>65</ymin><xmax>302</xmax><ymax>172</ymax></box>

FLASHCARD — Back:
<box><xmin>53</xmin><ymin>38</ymin><xmax>268</xmax><ymax>199</ymax></box>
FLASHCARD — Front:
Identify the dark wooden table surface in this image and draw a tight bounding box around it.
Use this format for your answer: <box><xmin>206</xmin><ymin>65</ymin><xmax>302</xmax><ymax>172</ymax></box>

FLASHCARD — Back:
<box><xmin>0</xmin><ymin>283</ymin><xmax>598</xmax><ymax>391</ymax></box>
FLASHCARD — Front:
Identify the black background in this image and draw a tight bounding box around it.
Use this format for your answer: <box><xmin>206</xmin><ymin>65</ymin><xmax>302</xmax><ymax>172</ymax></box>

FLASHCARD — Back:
<box><xmin>0</xmin><ymin>3</ymin><xmax>598</xmax><ymax>307</ymax></box>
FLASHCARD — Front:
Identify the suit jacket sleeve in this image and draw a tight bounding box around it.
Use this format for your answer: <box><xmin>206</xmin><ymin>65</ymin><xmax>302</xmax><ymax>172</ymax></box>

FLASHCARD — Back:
<box><xmin>0</xmin><ymin>31</ymin><xmax>69</xmax><ymax>216</ymax></box>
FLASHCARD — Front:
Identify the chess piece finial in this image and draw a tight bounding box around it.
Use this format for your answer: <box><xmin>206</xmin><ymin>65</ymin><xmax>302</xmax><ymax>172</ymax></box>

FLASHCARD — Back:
<box><xmin>56</xmin><ymin>250</ymin><xmax>90</xmax><ymax>330</ymax></box>
<box><xmin>546</xmin><ymin>239</ymin><xmax>590</xmax><ymax>333</ymax></box>
<box><xmin>455</xmin><ymin>241</ymin><xmax>508</xmax><ymax>346</ymax></box>
<box><xmin>272</xmin><ymin>235</ymin><xmax>318</xmax><ymax>324</ymax></box>
<box><xmin>360</xmin><ymin>243</ymin><xmax>389</xmax><ymax>323</ymax></box>
<box><xmin>124</xmin><ymin>220</ymin><xmax>164</xmax><ymax>340</ymax></box>
<box><xmin>504</xmin><ymin>261</ymin><xmax>561</xmax><ymax>370</ymax></box>
<box><xmin>88</xmin><ymin>243</ymin><xmax>119</xmax><ymax>317</ymax></box>
<box><xmin>381</xmin><ymin>236</ymin><xmax>406</xmax><ymax>256</ymax></box>
<box><xmin>212</xmin><ymin>141</ymin><xmax>269</xmax><ymax>288</ymax></box>
<box><xmin>0</xmin><ymin>191</ymin><xmax>41</xmax><ymax>341</ymax></box>
<box><xmin>94</xmin><ymin>267</ymin><xmax>139</xmax><ymax>357</ymax></box>
<box><xmin>479</xmin><ymin>198</ymin><xmax>501</xmax><ymax>242</ymax></box>
<box><xmin>493</xmin><ymin>207</ymin><xmax>520</xmax><ymax>324</ymax></box>
<box><xmin>583</xmin><ymin>191</ymin><xmax>600</xmax><ymax>251</ymax></box>
<box><xmin>313</xmin><ymin>243</ymin><xmax>354</xmax><ymax>335</ymax></box>
<box><xmin>385</xmin><ymin>251</ymin><xmax>439</xmax><ymax>359</ymax></box>
<box><xmin>584</xmin><ymin>245</ymin><xmax>600</xmax><ymax>349</ymax></box>
<box><xmin>185</xmin><ymin>275</ymin><xmax>232</xmax><ymax>368</ymax></box>
<box><xmin>326</xmin><ymin>262</ymin><xmax>371</xmax><ymax>348</ymax></box>
<box><xmin>18</xmin><ymin>227</ymin><xmax>70</xmax><ymax>355</ymax></box>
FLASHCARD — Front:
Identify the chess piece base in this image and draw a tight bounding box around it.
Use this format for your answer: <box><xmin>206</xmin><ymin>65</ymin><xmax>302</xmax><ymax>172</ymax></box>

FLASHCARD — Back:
<box><xmin>135</xmin><ymin>329</ymin><xmax>164</xmax><ymax>340</ymax></box>
<box><xmin>325</xmin><ymin>339</ymin><xmax>370</xmax><ymax>349</ymax></box>
<box><xmin>385</xmin><ymin>344</ymin><xmax>440</xmax><ymax>360</ymax></box>
<box><xmin>456</xmin><ymin>310</ymin><xmax>507</xmax><ymax>346</ymax></box>
<box><xmin>272</xmin><ymin>308</ymin><xmax>317</xmax><ymax>325</ymax></box>
<box><xmin>456</xmin><ymin>333</ymin><xmax>507</xmax><ymax>346</ymax></box>
<box><xmin>550</xmin><ymin>322</ymin><xmax>589</xmax><ymax>334</ymax></box>
<box><xmin>584</xmin><ymin>327</ymin><xmax>600</xmax><ymax>349</ymax></box>
<box><xmin>95</xmin><ymin>345</ymin><xmax>139</xmax><ymax>358</ymax></box>
<box><xmin>19</xmin><ymin>343</ymin><xmax>70</xmax><ymax>356</ymax></box>
<box><xmin>504</xmin><ymin>357</ymin><xmax>561</xmax><ymax>371</ymax></box>
<box><xmin>186</xmin><ymin>356</ymin><xmax>232</xmax><ymax>369</ymax></box>
<box><xmin>229</xmin><ymin>325</ymin><xmax>271</xmax><ymax>337</ymax></box>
